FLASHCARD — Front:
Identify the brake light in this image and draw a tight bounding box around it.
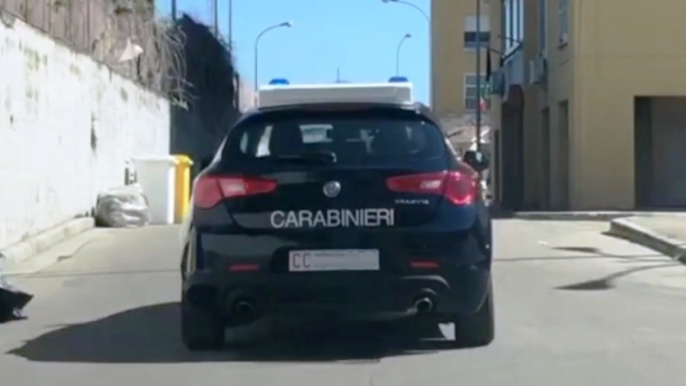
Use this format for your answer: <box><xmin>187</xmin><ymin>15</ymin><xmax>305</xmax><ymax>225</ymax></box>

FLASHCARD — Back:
<box><xmin>229</xmin><ymin>263</ymin><xmax>260</xmax><ymax>272</ymax></box>
<box><xmin>411</xmin><ymin>260</ymin><xmax>439</xmax><ymax>269</ymax></box>
<box><xmin>194</xmin><ymin>175</ymin><xmax>277</xmax><ymax>208</ymax></box>
<box><xmin>301</xmin><ymin>104</ymin><xmax>371</xmax><ymax>112</ymax></box>
<box><xmin>386</xmin><ymin>169</ymin><xmax>478</xmax><ymax>205</ymax></box>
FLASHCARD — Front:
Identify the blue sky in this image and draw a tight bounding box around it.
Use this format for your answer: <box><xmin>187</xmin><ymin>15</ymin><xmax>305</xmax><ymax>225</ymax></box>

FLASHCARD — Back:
<box><xmin>156</xmin><ymin>0</ymin><xmax>430</xmax><ymax>104</ymax></box>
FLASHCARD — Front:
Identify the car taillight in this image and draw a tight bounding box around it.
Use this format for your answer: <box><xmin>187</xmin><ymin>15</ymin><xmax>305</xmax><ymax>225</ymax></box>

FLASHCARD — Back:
<box><xmin>386</xmin><ymin>169</ymin><xmax>478</xmax><ymax>205</ymax></box>
<box><xmin>193</xmin><ymin>175</ymin><xmax>277</xmax><ymax>209</ymax></box>
<box><xmin>386</xmin><ymin>172</ymin><xmax>445</xmax><ymax>194</ymax></box>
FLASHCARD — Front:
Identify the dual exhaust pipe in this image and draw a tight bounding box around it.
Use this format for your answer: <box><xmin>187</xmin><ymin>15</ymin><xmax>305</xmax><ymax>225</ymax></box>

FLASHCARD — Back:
<box><xmin>232</xmin><ymin>299</ymin><xmax>258</xmax><ymax>324</ymax></box>
<box><xmin>230</xmin><ymin>294</ymin><xmax>435</xmax><ymax>321</ymax></box>
<box><xmin>414</xmin><ymin>295</ymin><xmax>435</xmax><ymax>316</ymax></box>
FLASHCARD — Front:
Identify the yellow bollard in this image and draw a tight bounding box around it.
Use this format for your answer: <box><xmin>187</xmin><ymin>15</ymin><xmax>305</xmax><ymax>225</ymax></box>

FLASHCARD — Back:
<box><xmin>173</xmin><ymin>154</ymin><xmax>194</xmax><ymax>223</ymax></box>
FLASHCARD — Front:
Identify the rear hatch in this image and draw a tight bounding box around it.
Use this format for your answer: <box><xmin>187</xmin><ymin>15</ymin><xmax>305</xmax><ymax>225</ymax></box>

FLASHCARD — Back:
<box><xmin>193</xmin><ymin>105</ymin><xmax>476</xmax><ymax>272</ymax></box>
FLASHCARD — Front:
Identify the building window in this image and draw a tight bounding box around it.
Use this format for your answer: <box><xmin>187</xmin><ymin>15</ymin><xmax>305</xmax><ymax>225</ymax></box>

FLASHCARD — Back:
<box><xmin>464</xmin><ymin>32</ymin><xmax>491</xmax><ymax>49</ymax></box>
<box><xmin>558</xmin><ymin>0</ymin><xmax>569</xmax><ymax>45</ymax></box>
<box><xmin>503</xmin><ymin>0</ymin><xmax>524</xmax><ymax>54</ymax></box>
<box><xmin>464</xmin><ymin>73</ymin><xmax>489</xmax><ymax>111</ymax></box>
<box><xmin>463</xmin><ymin>15</ymin><xmax>490</xmax><ymax>50</ymax></box>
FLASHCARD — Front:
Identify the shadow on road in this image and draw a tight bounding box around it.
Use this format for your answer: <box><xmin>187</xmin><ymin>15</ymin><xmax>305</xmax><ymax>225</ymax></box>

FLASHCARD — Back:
<box><xmin>496</xmin><ymin>244</ymin><xmax>680</xmax><ymax>291</ymax></box>
<box><xmin>556</xmin><ymin>262</ymin><xmax>678</xmax><ymax>291</ymax></box>
<box><xmin>545</xmin><ymin>245</ymin><xmax>680</xmax><ymax>291</ymax></box>
<box><xmin>7</xmin><ymin>302</ymin><xmax>462</xmax><ymax>363</ymax></box>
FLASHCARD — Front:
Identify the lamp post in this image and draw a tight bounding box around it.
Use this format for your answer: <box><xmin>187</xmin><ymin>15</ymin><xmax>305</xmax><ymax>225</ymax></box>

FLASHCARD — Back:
<box><xmin>396</xmin><ymin>33</ymin><xmax>412</xmax><ymax>76</ymax></box>
<box><xmin>382</xmin><ymin>0</ymin><xmax>430</xmax><ymax>102</ymax></box>
<box><xmin>382</xmin><ymin>0</ymin><xmax>430</xmax><ymax>22</ymax></box>
<box><xmin>254</xmin><ymin>21</ymin><xmax>293</xmax><ymax>99</ymax></box>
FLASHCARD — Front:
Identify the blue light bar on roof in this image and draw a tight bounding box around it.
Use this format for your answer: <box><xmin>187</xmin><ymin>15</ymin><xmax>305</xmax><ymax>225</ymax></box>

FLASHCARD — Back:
<box><xmin>388</xmin><ymin>76</ymin><xmax>409</xmax><ymax>83</ymax></box>
<box><xmin>269</xmin><ymin>78</ymin><xmax>290</xmax><ymax>85</ymax></box>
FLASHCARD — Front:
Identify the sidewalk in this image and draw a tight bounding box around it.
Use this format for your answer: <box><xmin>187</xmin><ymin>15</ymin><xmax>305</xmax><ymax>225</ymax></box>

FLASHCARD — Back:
<box><xmin>509</xmin><ymin>209</ymin><xmax>686</xmax><ymax>261</ymax></box>
<box><xmin>609</xmin><ymin>215</ymin><xmax>686</xmax><ymax>261</ymax></box>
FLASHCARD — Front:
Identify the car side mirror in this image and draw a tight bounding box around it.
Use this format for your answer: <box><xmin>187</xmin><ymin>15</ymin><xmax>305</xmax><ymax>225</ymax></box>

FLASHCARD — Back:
<box><xmin>463</xmin><ymin>150</ymin><xmax>490</xmax><ymax>172</ymax></box>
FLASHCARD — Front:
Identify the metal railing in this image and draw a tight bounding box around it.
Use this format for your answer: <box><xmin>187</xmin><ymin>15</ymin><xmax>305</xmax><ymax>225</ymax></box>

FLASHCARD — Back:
<box><xmin>0</xmin><ymin>0</ymin><xmax>182</xmax><ymax>96</ymax></box>
<box><xmin>0</xmin><ymin>0</ymin><xmax>107</xmax><ymax>55</ymax></box>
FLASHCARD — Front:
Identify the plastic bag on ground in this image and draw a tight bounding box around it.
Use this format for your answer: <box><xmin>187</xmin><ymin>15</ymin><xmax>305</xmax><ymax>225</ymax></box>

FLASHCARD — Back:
<box><xmin>95</xmin><ymin>184</ymin><xmax>150</xmax><ymax>228</ymax></box>
<box><xmin>0</xmin><ymin>269</ymin><xmax>33</xmax><ymax>323</ymax></box>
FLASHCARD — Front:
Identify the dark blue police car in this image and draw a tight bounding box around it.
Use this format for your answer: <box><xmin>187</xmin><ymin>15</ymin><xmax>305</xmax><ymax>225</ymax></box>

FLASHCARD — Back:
<box><xmin>179</xmin><ymin>89</ymin><xmax>493</xmax><ymax>350</ymax></box>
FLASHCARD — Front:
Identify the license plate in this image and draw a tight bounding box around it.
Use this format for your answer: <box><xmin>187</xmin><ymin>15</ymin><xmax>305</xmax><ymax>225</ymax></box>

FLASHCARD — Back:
<box><xmin>288</xmin><ymin>249</ymin><xmax>380</xmax><ymax>272</ymax></box>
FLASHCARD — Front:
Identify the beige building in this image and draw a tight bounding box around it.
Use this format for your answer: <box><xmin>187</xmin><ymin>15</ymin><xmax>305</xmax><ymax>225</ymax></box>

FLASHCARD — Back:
<box><xmin>431</xmin><ymin>0</ymin><xmax>492</xmax><ymax>125</ymax></box>
<box><xmin>479</xmin><ymin>0</ymin><xmax>686</xmax><ymax>210</ymax></box>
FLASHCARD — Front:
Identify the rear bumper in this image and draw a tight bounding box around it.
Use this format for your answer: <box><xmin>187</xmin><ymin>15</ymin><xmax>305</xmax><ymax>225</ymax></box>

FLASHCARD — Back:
<box><xmin>183</xmin><ymin>264</ymin><xmax>491</xmax><ymax>320</ymax></box>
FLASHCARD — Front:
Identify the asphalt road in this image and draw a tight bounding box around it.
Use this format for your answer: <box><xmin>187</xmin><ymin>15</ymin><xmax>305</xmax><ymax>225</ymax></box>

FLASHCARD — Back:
<box><xmin>3</xmin><ymin>220</ymin><xmax>686</xmax><ymax>386</ymax></box>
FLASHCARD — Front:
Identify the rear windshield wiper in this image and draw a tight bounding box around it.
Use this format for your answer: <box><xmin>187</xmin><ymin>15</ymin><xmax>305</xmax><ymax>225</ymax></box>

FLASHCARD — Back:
<box><xmin>257</xmin><ymin>152</ymin><xmax>337</xmax><ymax>164</ymax></box>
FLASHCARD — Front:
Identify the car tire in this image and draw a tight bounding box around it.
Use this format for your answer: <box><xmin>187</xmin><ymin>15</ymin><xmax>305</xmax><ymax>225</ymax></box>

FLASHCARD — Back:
<box><xmin>181</xmin><ymin>293</ymin><xmax>225</xmax><ymax>351</ymax></box>
<box><xmin>452</xmin><ymin>282</ymin><xmax>495</xmax><ymax>348</ymax></box>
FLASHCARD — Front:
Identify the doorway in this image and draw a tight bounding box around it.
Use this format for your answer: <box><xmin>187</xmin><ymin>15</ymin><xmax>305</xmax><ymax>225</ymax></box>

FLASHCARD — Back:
<box><xmin>637</xmin><ymin>97</ymin><xmax>686</xmax><ymax>208</ymax></box>
<box><xmin>500</xmin><ymin>102</ymin><xmax>524</xmax><ymax>211</ymax></box>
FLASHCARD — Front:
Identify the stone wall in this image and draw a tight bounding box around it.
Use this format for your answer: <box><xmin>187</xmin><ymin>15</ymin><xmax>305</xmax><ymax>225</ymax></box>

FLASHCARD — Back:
<box><xmin>0</xmin><ymin>13</ymin><xmax>170</xmax><ymax>249</ymax></box>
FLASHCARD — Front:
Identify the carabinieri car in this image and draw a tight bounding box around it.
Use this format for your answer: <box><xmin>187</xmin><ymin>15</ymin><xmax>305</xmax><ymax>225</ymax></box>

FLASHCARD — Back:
<box><xmin>179</xmin><ymin>83</ymin><xmax>493</xmax><ymax>351</ymax></box>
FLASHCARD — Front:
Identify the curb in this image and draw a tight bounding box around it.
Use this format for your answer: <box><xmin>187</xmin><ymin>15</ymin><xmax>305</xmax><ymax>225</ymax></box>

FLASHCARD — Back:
<box><xmin>513</xmin><ymin>211</ymin><xmax>637</xmax><ymax>221</ymax></box>
<box><xmin>0</xmin><ymin>217</ymin><xmax>95</xmax><ymax>270</ymax></box>
<box><xmin>608</xmin><ymin>218</ymin><xmax>686</xmax><ymax>261</ymax></box>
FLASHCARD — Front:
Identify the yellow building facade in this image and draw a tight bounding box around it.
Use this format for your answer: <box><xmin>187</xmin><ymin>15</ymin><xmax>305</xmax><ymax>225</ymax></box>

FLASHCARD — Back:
<box><xmin>431</xmin><ymin>0</ymin><xmax>491</xmax><ymax>122</ymax></box>
<box><xmin>435</xmin><ymin>0</ymin><xmax>686</xmax><ymax>210</ymax></box>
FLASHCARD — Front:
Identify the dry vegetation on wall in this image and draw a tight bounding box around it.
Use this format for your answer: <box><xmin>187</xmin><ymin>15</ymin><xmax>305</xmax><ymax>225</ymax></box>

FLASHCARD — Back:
<box><xmin>0</xmin><ymin>0</ymin><xmax>186</xmax><ymax>102</ymax></box>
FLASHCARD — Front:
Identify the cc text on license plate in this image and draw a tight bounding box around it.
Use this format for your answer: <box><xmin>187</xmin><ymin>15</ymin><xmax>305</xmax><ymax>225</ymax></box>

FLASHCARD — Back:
<box><xmin>288</xmin><ymin>249</ymin><xmax>380</xmax><ymax>272</ymax></box>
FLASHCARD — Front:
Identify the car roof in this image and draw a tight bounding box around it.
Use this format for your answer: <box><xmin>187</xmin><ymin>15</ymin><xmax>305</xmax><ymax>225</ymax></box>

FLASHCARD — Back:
<box><xmin>238</xmin><ymin>102</ymin><xmax>442</xmax><ymax>129</ymax></box>
<box><xmin>257</xmin><ymin>82</ymin><xmax>414</xmax><ymax>107</ymax></box>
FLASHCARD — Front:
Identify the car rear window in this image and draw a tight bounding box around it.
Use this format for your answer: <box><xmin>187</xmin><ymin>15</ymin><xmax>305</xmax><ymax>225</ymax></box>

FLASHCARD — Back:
<box><xmin>222</xmin><ymin>109</ymin><xmax>446</xmax><ymax>167</ymax></box>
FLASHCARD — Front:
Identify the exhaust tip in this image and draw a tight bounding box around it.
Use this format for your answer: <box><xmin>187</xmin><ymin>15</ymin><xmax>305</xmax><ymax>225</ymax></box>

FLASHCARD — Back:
<box><xmin>233</xmin><ymin>300</ymin><xmax>258</xmax><ymax>323</ymax></box>
<box><xmin>415</xmin><ymin>297</ymin><xmax>434</xmax><ymax>315</ymax></box>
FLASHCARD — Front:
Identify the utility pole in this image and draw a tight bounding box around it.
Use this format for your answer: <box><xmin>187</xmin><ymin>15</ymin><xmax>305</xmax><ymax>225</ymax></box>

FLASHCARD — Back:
<box><xmin>228</xmin><ymin>0</ymin><xmax>233</xmax><ymax>46</ymax></box>
<box><xmin>475</xmin><ymin>0</ymin><xmax>482</xmax><ymax>152</ymax></box>
<box><xmin>213</xmin><ymin>0</ymin><xmax>219</xmax><ymax>35</ymax></box>
<box><xmin>171</xmin><ymin>0</ymin><xmax>177</xmax><ymax>20</ymax></box>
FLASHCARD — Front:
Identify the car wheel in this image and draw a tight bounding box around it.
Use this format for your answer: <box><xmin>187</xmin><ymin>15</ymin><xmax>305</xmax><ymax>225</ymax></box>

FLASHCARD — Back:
<box><xmin>452</xmin><ymin>282</ymin><xmax>495</xmax><ymax>348</ymax></box>
<box><xmin>181</xmin><ymin>294</ymin><xmax>225</xmax><ymax>351</ymax></box>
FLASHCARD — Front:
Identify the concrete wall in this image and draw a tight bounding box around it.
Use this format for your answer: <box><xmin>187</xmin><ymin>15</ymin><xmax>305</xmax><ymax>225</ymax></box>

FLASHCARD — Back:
<box><xmin>0</xmin><ymin>14</ymin><xmax>170</xmax><ymax>250</ymax></box>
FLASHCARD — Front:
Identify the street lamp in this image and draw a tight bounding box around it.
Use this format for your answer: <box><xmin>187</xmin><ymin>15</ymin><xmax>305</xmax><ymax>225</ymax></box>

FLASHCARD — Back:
<box><xmin>396</xmin><ymin>33</ymin><xmax>412</xmax><ymax>76</ymax></box>
<box><xmin>382</xmin><ymin>0</ymin><xmax>431</xmax><ymax>105</ymax></box>
<box><xmin>254</xmin><ymin>21</ymin><xmax>293</xmax><ymax>97</ymax></box>
<box><xmin>382</xmin><ymin>0</ymin><xmax>430</xmax><ymax>23</ymax></box>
